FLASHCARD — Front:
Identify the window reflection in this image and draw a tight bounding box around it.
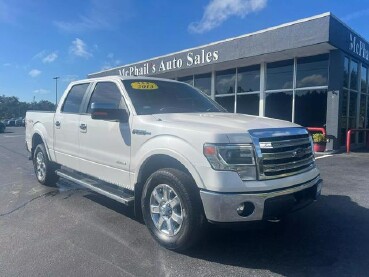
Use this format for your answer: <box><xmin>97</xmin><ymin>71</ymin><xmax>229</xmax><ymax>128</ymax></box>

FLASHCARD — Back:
<box><xmin>294</xmin><ymin>90</ymin><xmax>327</xmax><ymax>127</ymax></box>
<box><xmin>350</xmin><ymin>61</ymin><xmax>359</xmax><ymax>91</ymax></box>
<box><xmin>265</xmin><ymin>91</ymin><xmax>293</xmax><ymax>121</ymax></box>
<box><xmin>266</xmin><ymin>60</ymin><xmax>293</xmax><ymax>90</ymax></box>
<box><xmin>296</xmin><ymin>54</ymin><xmax>328</xmax><ymax>88</ymax></box>
<box><xmin>237</xmin><ymin>65</ymin><xmax>260</xmax><ymax>92</ymax></box>
<box><xmin>237</xmin><ymin>94</ymin><xmax>259</xmax><ymax>115</ymax></box>
<box><xmin>361</xmin><ymin>66</ymin><xmax>368</xmax><ymax>94</ymax></box>
<box><xmin>178</xmin><ymin>76</ymin><xmax>194</xmax><ymax>86</ymax></box>
<box><xmin>215</xmin><ymin>69</ymin><xmax>236</xmax><ymax>95</ymax></box>
<box><xmin>343</xmin><ymin>57</ymin><xmax>349</xmax><ymax>88</ymax></box>
<box><xmin>215</xmin><ymin>95</ymin><xmax>234</xmax><ymax>112</ymax></box>
<box><xmin>194</xmin><ymin>73</ymin><xmax>211</xmax><ymax>95</ymax></box>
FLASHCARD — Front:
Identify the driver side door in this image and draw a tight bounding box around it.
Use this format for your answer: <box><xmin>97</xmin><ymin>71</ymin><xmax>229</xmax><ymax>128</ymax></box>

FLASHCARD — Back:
<box><xmin>78</xmin><ymin>81</ymin><xmax>132</xmax><ymax>189</ymax></box>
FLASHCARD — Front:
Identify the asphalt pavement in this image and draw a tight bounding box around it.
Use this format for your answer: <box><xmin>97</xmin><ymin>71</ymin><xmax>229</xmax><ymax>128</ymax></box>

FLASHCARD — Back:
<box><xmin>1</xmin><ymin>127</ymin><xmax>369</xmax><ymax>277</ymax></box>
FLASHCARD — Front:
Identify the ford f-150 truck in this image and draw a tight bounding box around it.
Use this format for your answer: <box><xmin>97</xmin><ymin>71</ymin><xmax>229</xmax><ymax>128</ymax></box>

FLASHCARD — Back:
<box><xmin>26</xmin><ymin>76</ymin><xmax>322</xmax><ymax>250</ymax></box>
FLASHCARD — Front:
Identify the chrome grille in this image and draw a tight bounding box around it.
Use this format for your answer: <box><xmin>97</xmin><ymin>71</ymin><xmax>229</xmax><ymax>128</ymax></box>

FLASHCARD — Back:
<box><xmin>249</xmin><ymin>128</ymin><xmax>315</xmax><ymax>180</ymax></box>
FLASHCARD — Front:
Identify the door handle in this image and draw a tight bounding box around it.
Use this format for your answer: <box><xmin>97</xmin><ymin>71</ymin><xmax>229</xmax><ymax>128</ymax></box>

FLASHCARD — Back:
<box><xmin>79</xmin><ymin>123</ymin><xmax>87</xmax><ymax>130</ymax></box>
<box><xmin>55</xmin><ymin>121</ymin><xmax>61</xmax><ymax>127</ymax></box>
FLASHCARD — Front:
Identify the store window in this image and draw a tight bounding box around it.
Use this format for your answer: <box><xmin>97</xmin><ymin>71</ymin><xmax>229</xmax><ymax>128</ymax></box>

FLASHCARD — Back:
<box><xmin>350</xmin><ymin>61</ymin><xmax>359</xmax><ymax>91</ymax></box>
<box><xmin>194</xmin><ymin>73</ymin><xmax>211</xmax><ymax>95</ymax></box>
<box><xmin>343</xmin><ymin>57</ymin><xmax>349</xmax><ymax>88</ymax></box>
<box><xmin>266</xmin><ymin>60</ymin><xmax>293</xmax><ymax>90</ymax></box>
<box><xmin>237</xmin><ymin>65</ymin><xmax>260</xmax><ymax>92</ymax></box>
<box><xmin>361</xmin><ymin>66</ymin><xmax>368</xmax><ymax>94</ymax></box>
<box><xmin>294</xmin><ymin>90</ymin><xmax>327</xmax><ymax>127</ymax></box>
<box><xmin>178</xmin><ymin>76</ymin><xmax>194</xmax><ymax>86</ymax></box>
<box><xmin>237</xmin><ymin>94</ymin><xmax>259</xmax><ymax>115</ymax></box>
<box><xmin>216</xmin><ymin>95</ymin><xmax>235</xmax><ymax>113</ymax></box>
<box><xmin>296</xmin><ymin>54</ymin><xmax>328</xmax><ymax>88</ymax></box>
<box><xmin>215</xmin><ymin>69</ymin><xmax>236</xmax><ymax>95</ymax></box>
<box><xmin>265</xmin><ymin>91</ymin><xmax>293</xmax><ymax>121</ymax></box>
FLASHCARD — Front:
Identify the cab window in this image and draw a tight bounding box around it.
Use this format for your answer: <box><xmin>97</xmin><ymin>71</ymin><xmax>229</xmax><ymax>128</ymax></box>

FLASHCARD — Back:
<box><xmin>62</xmin><ymin>83</ymin><xmax>89</xmax><ymax>113</ymax></box>
<box><xmin>87</xmin><ymin>82</ymin><xmax>126</xmax><ymax>113</ymax></box>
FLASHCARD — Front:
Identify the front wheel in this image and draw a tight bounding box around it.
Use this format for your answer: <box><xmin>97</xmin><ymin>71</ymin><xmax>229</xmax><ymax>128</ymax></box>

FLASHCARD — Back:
<box><xmin>141</xmin><ymin>168</ymin><xmax>205</xmax><ymax>251</ymax></box>
<box><xmin>33</xmin><ymin>144</ymin><xmax>59</xmax><ymax>186</ymax></box>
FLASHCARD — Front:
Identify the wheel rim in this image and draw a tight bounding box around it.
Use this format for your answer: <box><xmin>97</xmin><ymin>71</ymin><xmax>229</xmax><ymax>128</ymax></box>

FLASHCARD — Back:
<box><xmin>36</xmin><ymin>151</ymin><xmax>46</xmax><ymax>182</ymax></box>
<box><xmin>150</xmin><ymin>184</ymin><xmax>184</xmax><ymax>237</ymax></box>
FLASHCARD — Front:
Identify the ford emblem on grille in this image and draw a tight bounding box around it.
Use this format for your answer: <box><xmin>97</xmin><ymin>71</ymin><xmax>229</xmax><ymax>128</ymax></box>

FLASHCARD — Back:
<box><xmin>292</xmin><ymin>148</ymin><xmax>306</xmax><ymax>158</ymax></box>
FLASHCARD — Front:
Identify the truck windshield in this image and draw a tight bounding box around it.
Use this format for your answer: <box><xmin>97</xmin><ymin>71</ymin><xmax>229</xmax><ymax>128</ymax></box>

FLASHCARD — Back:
<box><xmin>122</xmin><ymin>79</ymin><xmax>225</xmax><ymax>115</ymax></box>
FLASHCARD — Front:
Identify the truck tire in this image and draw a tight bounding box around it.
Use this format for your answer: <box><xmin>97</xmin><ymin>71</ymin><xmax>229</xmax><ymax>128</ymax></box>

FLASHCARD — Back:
<box><xmin>33</xmin><ymin>144</ymin><xmax>59</xmax><ymax>186</ymax></box>
<box><xmin>141</xmin><ymin>168</ymin><xmax>205</xmax><ymax>251</ymax></box>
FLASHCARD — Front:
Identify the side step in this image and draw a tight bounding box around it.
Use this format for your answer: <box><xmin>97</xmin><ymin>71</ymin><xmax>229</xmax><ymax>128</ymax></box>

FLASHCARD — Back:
<box><xmin>56</xmin><ymin>169</ymin><xmax>134</xmax><ymax>206</ymax></box>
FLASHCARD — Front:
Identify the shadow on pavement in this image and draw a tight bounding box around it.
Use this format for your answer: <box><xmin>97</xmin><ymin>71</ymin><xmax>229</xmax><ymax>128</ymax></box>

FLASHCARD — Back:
<box><xmin>184</xmin><ymin>195</ymin><xmax>369</xmax><ymax>276</ymax></box>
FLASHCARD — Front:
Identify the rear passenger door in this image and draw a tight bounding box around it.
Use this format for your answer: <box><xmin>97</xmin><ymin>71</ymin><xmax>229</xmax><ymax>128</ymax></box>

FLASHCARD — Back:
<box><xmin>54</xmin><ymin>83</ymin><xmax>90</xmax><ymax>170</ymax></box>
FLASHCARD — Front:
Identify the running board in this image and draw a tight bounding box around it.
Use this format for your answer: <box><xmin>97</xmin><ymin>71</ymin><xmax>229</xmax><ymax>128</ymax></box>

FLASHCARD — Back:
<box><xmin>56</xmin><ymin>169</ymin><xmax>134</xmax><ymax>206</ymax></box>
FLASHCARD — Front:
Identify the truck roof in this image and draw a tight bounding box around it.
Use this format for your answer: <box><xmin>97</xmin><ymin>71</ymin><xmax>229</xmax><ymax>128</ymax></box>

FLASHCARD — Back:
<box><xmin>72</xmin><ymin>75</ymin><xmax>178</xmax><ymax>85</ymax></box>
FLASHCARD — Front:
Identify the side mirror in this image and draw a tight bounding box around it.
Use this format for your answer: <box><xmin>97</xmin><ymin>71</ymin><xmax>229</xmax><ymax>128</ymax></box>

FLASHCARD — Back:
<box><xmin>90</xmin><ymin>102</ymin><xmax>129</xmax><ymax>122</ymax></box>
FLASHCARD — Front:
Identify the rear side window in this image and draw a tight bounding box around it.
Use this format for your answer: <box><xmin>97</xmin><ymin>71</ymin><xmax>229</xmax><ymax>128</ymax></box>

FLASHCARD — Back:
<box><xmin>62</xmin><ymin>83</ymin><xmax>89</xmax><ymax>113</ymax></box>
<box><xmin>87</xmin><ymin>82</ymin><xmax>125</xmax><ymax>113</ymax></box>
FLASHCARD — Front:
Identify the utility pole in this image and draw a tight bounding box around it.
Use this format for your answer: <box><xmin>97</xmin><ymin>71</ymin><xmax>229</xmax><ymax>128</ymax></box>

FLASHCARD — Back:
<box><xmin>53</xmin><ymin>76</ymin><xmax>59</xmax><ymax>108</ymax></box>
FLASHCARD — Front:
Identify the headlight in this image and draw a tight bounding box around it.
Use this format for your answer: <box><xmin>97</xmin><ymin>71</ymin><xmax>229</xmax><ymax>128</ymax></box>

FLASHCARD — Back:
<box><xmin>203</xmin><ymin>144</ymin><xmax>257</xmax><ymax>181</ymax></box>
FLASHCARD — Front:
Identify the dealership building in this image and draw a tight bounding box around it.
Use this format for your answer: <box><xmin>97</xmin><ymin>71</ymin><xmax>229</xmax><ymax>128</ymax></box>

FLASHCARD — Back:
<box><xmin>89</xmin><ymin>13</ymin><xmax>369</xmax><ymax>151</ymax></box>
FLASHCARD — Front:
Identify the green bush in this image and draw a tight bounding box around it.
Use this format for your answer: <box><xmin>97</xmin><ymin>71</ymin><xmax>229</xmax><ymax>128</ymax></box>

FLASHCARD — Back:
<box><xmin>312</xmin><ymin>133</ymin><xmax>327</xmax><ymax>143</ymax></box>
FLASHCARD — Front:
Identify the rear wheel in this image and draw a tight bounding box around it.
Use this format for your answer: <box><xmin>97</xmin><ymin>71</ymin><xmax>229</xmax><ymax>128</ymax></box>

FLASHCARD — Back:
<box><xmin>141</xmin><ymin>168</ymin><xmax>205</xmax><ymax>251</ymax></box>
<box><xmin>33</xmin><ymin>144</ymin><xmax>59</xmax><ymax>186</ymax></box>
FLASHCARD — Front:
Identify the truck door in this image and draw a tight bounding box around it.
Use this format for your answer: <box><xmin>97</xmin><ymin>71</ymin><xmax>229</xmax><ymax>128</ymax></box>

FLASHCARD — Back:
<box><xmin>78</xmin><ymin>81</ymin><xmax>131</xmax><ymax>189</ymax></box>
<box><xmin>54</xmin><ymin>83</ymin><xmax>90</xmax><ymax>170</ymax></box>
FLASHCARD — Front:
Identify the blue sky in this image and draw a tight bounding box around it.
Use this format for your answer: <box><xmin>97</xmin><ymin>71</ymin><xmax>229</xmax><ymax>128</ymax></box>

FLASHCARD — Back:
<box><xmin>1</xmin><ymin>0</ymin><xmax>369</xmax><ymax>103</ymax></box>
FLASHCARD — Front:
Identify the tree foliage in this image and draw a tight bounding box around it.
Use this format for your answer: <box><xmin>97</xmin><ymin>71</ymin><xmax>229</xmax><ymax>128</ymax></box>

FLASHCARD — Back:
<box><xmin>0</xmin><ymin>95</ymin><xmax>55</xmax><ymax>119</ymax></box>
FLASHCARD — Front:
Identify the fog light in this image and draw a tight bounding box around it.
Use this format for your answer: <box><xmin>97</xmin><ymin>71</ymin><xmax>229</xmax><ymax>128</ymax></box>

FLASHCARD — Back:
<box><xmin>236</xmin><ymin>202</ymin><xmax>255</xmax><ymax>217</ymax></box>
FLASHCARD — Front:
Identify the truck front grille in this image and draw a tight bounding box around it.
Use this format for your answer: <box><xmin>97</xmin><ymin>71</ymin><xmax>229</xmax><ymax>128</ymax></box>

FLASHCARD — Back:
<box><xmin>249</xmin><ymin>128</ymin><xmax>315</xmax><ymax>180</ymax></box>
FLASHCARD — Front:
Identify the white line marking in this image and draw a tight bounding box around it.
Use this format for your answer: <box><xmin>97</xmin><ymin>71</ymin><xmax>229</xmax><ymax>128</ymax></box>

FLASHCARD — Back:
<box><xmin>315</xmin><ymin>154</ymin><xmax>333</xmax><ymax>160</ymax></box>
<box><xmin>3</xmin><ymin>135</ymin><xmax>24</xmax><ymax>138</ymax></box>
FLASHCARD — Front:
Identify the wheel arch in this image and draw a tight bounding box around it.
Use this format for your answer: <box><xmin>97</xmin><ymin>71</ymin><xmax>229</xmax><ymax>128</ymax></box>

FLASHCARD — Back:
<box><xmin>133</xmin><ymin>154</ymin><xmax>203</xmax><ymax>220</ymax></box>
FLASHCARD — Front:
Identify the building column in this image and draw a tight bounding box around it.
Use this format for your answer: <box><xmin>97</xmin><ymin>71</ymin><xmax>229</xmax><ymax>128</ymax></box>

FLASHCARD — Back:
<box><xmin>326</xmin><ymin>50</ymin><xmax>344</xmax><ymax>151</ymax></box>
<box><xmin>259</xmin><ymin>63</ymin><xmax>266</xmax><ymax>117</ymax></box>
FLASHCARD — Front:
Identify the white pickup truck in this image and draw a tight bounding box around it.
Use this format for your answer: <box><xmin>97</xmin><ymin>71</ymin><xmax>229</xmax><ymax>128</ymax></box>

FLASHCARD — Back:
<box><xmin>26</xmin><ymin>76</ymin><xmax>322</xmax><ymax>250</ymax></box>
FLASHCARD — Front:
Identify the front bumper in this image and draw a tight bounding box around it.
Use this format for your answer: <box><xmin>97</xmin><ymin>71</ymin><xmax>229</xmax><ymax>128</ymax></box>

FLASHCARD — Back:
<box><xmin>200</xmin><ymin>175</ymin><xmax>322</xmax><ymax>222</ymax></box>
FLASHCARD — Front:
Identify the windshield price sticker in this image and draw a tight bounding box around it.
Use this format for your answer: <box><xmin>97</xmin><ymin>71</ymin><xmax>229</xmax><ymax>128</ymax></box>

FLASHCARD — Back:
<box><xmin>131</xmin><ymin>82</ymin><xmax>158</xmax><ymax>90</ymax></box>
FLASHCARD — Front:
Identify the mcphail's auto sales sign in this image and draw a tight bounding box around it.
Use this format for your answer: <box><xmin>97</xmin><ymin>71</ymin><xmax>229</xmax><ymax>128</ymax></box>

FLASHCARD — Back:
<box><xmin>349</xmin><ymin>33</ymin><xmax>369</xmax><ymax>62</ymax></box>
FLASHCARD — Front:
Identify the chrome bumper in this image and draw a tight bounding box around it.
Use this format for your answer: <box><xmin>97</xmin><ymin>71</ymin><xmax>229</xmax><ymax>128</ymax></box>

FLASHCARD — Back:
<box><xmin>200</xmin><ymin>176</ymin><xmax>322</xmax><ymax>223</ymax></box>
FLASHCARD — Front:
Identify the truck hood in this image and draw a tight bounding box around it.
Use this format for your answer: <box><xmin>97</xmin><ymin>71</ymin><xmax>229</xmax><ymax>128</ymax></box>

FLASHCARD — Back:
<box><xmin>152</xmin><ymin>113</ymin><xmax>300</xmax><ymax>143</ymax></box>
<box><xmin>153</xmin><ymin>113</ymin><xmax>299</xmax><ymax>130</ymax></box>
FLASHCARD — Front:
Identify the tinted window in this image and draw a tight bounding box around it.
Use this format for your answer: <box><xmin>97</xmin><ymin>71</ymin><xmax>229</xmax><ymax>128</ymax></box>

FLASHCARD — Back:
<box><xmin>265</xmin><ymin>91</ymin><xmax>293</xmax><ymax>121</ymax></box>
<box><xmin>361</xmin><ymin>66</ymin><xmax>368</xmax><ymax>94</ymax></box>
<box><xmin>87</xmin><ymin>82</ymin><xmax>124</xmax><ymax>113</ymax></box>
<box><xmin>194</xmin><ymin>73</ymin><xmax>211</xmax><ymax>95</ymax></box>
<box><xmin>294</xmin><ymin>90</ymin><xmax>327</xmax><ymax>127</ymax></box>
<box><xmin>62</xmin><ymin>83</ymin><xmax>89</xmax><ymax>113</ymax></box>
<box><xmin>266</xmin><ymin>60</ymin><xmax>293</xmax><ymax>90</ymax></box>
<box><xmin>178</xmin><ymin>76</ymin><xmax>194</xmax><ymax>86</ymax></box>
<box><xmin>296</xmin><ymin>54</ymin><xmax>328</xmax><ymax>88</ymax></box>
<box><xmin>237</xmin><ymin>65</ymin><xmax>260</xmax><ymax>93</ymax></box>
<box><xmin>215</xmin><ymin>95</ymin><xmax>234</xmax><ymax>112</ymax></box>
<box><xmin>123</xmin><ymin>80</ymin><xmax>224</xmax><ymax>115</ymax></box>
<box><xmin>215</xmin><ymin>69</ymin><xmax>236</xmax><ymax>95</ymax></box>
<box><xmin>343</xmin><ymin>57</ymin><xmax>349</xmax><ymax>88</ymax></box>
<box><xmin>350</xmin><ymin>61</ymin><xmax>359</xmax><ymax>91</ymax></box>
<box><xmin>237</xmin><ymin>94</ymin><xmax>259</xmax><ymax>115</ymax></box>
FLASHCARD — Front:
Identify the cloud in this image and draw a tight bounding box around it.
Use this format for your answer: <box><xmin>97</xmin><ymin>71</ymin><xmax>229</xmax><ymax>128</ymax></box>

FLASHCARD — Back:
<box><xmin>54</xmin><ymin>0</ymin><xmax>132</xmax><ymax>33</ymax></box>
<box><xmin>61</xmin><ymin>75</ymin><xmax>79</xmax><ymax>83</ymax></box>
<box><xmin>33</xmin><ymin>50</ymin><xmax>58</xmax><ymax>63</ymax></box>
<box><xmin>101</xmin><ymin>53</ymin><xmax>121</xmax><ymax>70</ymax></box>
<box><xmin>29</xmin><ymin>69</ymin><xmax>41</xmax><ymax>78</ymax></box>
<box><xmin>342</xmin><ymin>9</ymin><xmax>369</xmax><ymax>21</ymax></box>
<box><xmin>69</xmin><ymin>38</ymin><xmax>92</xmax><ymax>59</ymax></box>
<box><xmin>33</xmin><ymin>89</ymin><xmax>50</xmax><ymax>95</ymax></box>
<box><xmin>3</xmin><ymin>63</ymin><xmax>11</xmax><ymax>67</ymax></box>
<box><xmin>43</xmin><ymin>52</ymin><xmax>58</xmax><ymax>63</ymax></box>
<box><xmin>189</xmin><ymin>0</ymin><xmax>267</xmax><ymax>33</ymax></box>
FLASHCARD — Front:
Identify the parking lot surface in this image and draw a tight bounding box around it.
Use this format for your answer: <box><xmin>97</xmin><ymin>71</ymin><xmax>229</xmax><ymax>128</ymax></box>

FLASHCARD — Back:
<box><xmin>1</xmin><ymin>127</ymin><xmax>369</xmax><ymax>277</ymax></box>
